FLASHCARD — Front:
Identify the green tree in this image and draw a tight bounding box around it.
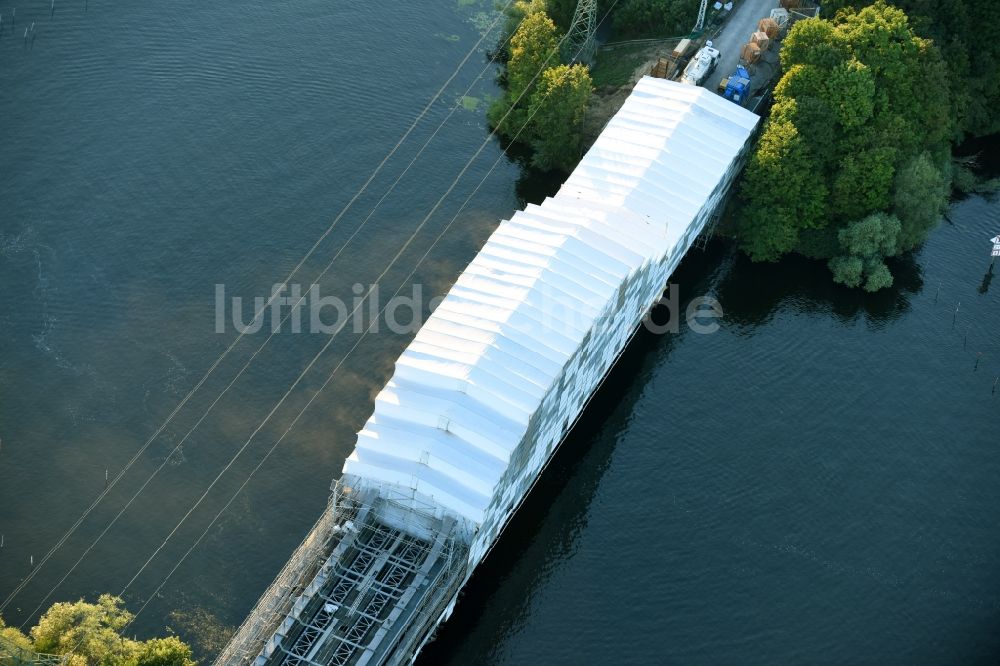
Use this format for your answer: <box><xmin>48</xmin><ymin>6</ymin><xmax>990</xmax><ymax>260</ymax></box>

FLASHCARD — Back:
<box><xmin>130</xmin><ymin>637</ymin><xmax>196</xmax><ymax>666</ymax></box>
<box><xmin>489</xmin><ymin>5</ymin><xmax>597</xmax><ymax>173</ymax></box>
<box><xmin>828</xmin><ymin>255</ymin><xmax>865</xmax><ymax>288</ymax></box>
<box><xmin>824</xmin><ymin>59</ymin><xmax>875</xmax><ymax>129</ymax></box>
<box><xmin>738</xmin><ymin>111</ymin><xmax>827</xmax><ymax>261</ymax></box>
<box><xmin>543</xmin><ymin>0</ymin><xmax>579</xmax><ymax>30</ymax></box>
<box><xmin>31</xmin><ymin>595</ymin><xmax>134</xmax><ymax>664</ymax></box>
<box><xmin>489</xmin><ymin>7</ymin><xmax>561</xmax><ymax>136</ymax></box>
<box><xmin>828</xmin><ymin>212</ymin><xmax>901</xmax><ymax>291</ymax></box>
<box><xmin>0</xmin><ymin>616</ymin><xmax>35</xmax><ymax>654</ymax></box>
<box><xmin>824</xmin><ymin>0</ymin><xmax>999</xmax><ymax>136</ymax></box>
<box><xmin>5</xmin><ymin>595</ymin><xmax>198</xmax><ymax>666</ymax></box>
<box><xmin>507</xmin><ymin>10</ymin><xmax>560</xmax><ymax>100</ymax></box>
<box><xmin>892</xmin><ymin>152</ymin><xmax>949</xmax><ymax>253</ymax></box>
<box><xmin>612</xmin><ymin>0</ymin><xmax>700</xmax><ymax>39</ymax></box>
<box><xmin>526</xmin><ymin>64</ymin><xmax>593</xmax><ymax>171</ymax></box>
<box><xmin>829</xmin><ymin>146</ymin><xmax>896</xmax><ymax>220</ymax></box>
<box><xmin>736</xmin><ymin>2</ymin><xmax>953</xmax><ymax>289</ymax></box>
<box><xmin>838</xmin><ymin>211</ymin><xmax>900</xmax><ymax>257</ymax></box>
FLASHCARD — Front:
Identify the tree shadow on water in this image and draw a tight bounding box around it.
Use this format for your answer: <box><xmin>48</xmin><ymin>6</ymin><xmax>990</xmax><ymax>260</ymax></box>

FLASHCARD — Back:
<box><xmin>496</xmin><ymin>136</ymin><xmax>567</xmax><ymax>208</ymax></box>
<box><xmin>713</xmin><ymin>245</ymin><xmax>924</xmax><ymax>332</ymax></box>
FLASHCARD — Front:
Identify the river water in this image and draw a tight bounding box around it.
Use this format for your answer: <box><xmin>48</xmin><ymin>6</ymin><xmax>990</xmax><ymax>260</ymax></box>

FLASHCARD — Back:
<box><xmin>1</xmin><ymin>1</ymin><xmax>998</xmax><ymax>664</ymax></box>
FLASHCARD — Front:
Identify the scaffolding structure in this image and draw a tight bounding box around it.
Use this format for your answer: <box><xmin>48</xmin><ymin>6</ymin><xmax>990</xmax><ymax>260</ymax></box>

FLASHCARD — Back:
<box><xmin>216</xmin><ymin>479</ymin><xmax>471</xmax><ymax>666</ymax></box>
<box><xmin>0</xmin><ymin>636</ymin><xmax>67</xmax><ymax>666</ymax></box>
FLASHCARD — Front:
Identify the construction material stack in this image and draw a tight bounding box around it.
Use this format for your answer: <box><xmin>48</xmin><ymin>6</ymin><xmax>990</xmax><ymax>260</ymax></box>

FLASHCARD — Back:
<box><xmin>650</xmin><ymin>39</ymin><xmax>691</xmax><ymax>80</ymax></box>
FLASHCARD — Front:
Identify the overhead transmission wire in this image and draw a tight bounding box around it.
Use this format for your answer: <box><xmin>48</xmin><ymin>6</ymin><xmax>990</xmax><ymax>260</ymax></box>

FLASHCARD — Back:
<box><xmin>17</xmin><ymin>7</ymin><xmax>525</xmax><ymax>627</ymax></box>
<box><xmin>1</xmin><ymin>0</ymin><xmax>519</xmax><ymax>620</ymax></box>
<box><xmin>21</xmin><ymin>12</ymin><xmax>524</xmax><ymax>627</ymax></box>
<box><xmin>110</xmin><ymin>0</ymin><xmax>623</xmax><ymax>638</ymax></box>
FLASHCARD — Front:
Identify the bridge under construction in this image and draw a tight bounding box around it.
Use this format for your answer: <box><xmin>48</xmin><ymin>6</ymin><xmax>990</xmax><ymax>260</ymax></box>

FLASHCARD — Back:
<box><xmin>215</xmin><ymin>76</ymin><xmax>759</xmax><ymax>666</ymax></box>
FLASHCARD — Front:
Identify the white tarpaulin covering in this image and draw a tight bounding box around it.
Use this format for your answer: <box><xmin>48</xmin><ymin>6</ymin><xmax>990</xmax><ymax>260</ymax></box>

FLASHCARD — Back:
<box><xmin>344</xmin><ymin>77</ymin><xmax>758</xmax><ymax>564</ymax></box>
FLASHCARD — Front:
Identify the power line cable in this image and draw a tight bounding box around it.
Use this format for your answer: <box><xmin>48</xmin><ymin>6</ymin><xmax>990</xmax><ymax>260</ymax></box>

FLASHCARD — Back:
<box><xmin>117</xmin><ymin>0</ymin><xmax>623</xmax><ymax>634</ymax></box>
<box><xmin>0</xmin><ymin>0</ymin><xmax>517</xmax><ymax>618</ymax></box>
<box><xmin>18</xmin><ymin>3</ymin><xmax>523</xmax><ymax>626</ymax></box>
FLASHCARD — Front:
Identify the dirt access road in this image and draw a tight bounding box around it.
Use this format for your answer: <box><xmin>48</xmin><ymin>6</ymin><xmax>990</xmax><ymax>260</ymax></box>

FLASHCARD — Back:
<box><xmin>703</xmin><ymin>0</ymin><xmax>780</xmax><ymax>94</ymax></box>
<box><xmin>583</xmin><ymin>0</ymin><xmax>782</xmax><ymax>145</ymax></box>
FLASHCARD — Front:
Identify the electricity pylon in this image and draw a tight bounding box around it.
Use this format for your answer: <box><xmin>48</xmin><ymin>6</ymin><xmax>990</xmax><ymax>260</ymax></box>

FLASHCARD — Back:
<box><xmin>694</xmin><ymin>0</ymin><xmax>709</xmax><ymax>32</ymax></box>
<box><xmin>563</xmin><ymin>0</ymin><xmax>598</xmax><ymax>65</ymax></box>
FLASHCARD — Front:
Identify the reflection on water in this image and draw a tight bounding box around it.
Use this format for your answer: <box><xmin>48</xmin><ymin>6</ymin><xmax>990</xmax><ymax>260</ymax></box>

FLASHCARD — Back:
<box><xmin>712</xmin><ymin>248</ymin><xmax>923</xmax><ymax>330</ymax></box>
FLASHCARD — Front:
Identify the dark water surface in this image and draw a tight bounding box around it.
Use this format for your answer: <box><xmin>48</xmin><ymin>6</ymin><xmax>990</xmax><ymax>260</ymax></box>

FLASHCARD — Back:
<box><xmin>1</xmin><ymin>2</ymin><xmax>998</xmax><ymax>664</ymax></box>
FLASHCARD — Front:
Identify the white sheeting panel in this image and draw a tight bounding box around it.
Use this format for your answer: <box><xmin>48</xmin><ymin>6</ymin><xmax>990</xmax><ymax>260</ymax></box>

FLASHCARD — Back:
<box><xmin>373</xmin><ymin>381</ymin><xmax>520</xmax><ymax>459</ymax></box>
<box><xmin>346</xmin><ymin>78</ymin><xmax>759</xmax><ymax>527</ymax></box>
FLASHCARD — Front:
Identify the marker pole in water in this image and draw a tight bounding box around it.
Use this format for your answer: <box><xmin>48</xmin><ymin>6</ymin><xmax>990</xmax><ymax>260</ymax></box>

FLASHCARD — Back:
<box><xmin>993</xmin><ymin>376</ymin><xmax>998</xmax><ymax>394</ymax></box>
<box><xmin>974</xmin><ymin>352</ymin><xmax>982</xmax><ymax>372</ymax></box>
<box><xmin>953</xmin><ymin>301</ymin><xmax>960</xmax><ymax>328</ymax></box>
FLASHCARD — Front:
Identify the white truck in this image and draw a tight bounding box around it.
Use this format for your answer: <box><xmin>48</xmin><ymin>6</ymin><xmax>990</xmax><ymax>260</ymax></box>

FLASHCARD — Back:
<box><xmin>680</xmin><ymin>40</ymin><xmax>721</xmax><ymax>86</ymax></box>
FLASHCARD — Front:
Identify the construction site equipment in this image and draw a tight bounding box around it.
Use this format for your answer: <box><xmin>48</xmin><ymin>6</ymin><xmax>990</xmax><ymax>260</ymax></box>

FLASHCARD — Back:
<box><xmin>681</xmin><ymin>41</ymin><xmax>720</xmax><ymax>86</ymax></box>
<box><xmin>651</xmin><ymin>38</ymin><xmax>691</xmax><ymax>80</ymax></box>
<box><xmin>751</xmin><ymin>31</ymin><xmax>771</xmax><ymax>50</ymax></box>
<box><xmin>770</xmin><ymin>7</ymin><xmax>790</xmax><ymax>30</ymax></box>
<box><xmin>758</xmin><ymin>17</ymin><xmax>780</xmax><ymax>40</ymax></box>
<box><xmin>724</xmin><ymin>65</ymin><xmax>752</xmax><ymax>106</ymax></box>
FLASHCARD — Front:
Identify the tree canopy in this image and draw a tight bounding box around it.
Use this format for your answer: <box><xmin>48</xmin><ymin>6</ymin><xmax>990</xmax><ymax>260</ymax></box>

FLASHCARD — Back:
<box><xmin>736</xmin><ymin>2</ymin><xmax>952</xmax><ymax>289</ymax></box>
<box><xmin>1</xmin><ymin>595</ymin><xmax>196</xmax><ymax>666</ymax></box>
<box><xmin>611</xmin><ymin>0</ymin><xmax>700</xmax><ymax>39</ymax></box>
<box><xmin>820</xmin><ymin>0</ymin><xmax>1000</xmax><ymax>137</ymax></box>
<box><xmin>526</xmin><ymin>64</ymin><xmax>593</xmax><ymax>171</ymax></box>
<box><xmin>490</xmin><ymin>3</ymin><xmax>593</xmax><ymax>173</ymax></box>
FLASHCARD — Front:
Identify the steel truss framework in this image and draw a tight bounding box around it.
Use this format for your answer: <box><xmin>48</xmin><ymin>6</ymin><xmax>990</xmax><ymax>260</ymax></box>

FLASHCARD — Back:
<box><xmin>274</xmin><ymin>523</ymin><xmax>436</xmax><ymax>666</ymax></box>
<box><xmin>217</xmin><ymin>480</ymin><xmax>471</xmax><ymax>666</ymax></box>
<box><xmin>563</xmin><ymin>0</ymin><xmax>598</xmax><ymax>65</ymax></box>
